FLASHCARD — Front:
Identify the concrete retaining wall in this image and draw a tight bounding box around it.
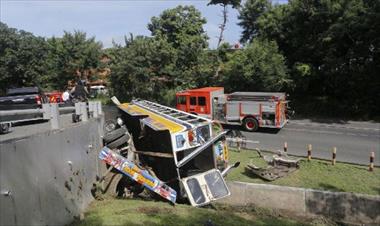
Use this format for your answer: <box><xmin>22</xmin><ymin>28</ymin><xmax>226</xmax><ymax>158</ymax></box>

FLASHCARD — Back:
<box><xmin>0</xmin><ymin>118</ymin><xmax>105</xmax><ymax>226</ymax></box>
<box><xmin>220</xmin><ymin>181</ymin><xmax>380</xmax><ymax>225</ymax></box>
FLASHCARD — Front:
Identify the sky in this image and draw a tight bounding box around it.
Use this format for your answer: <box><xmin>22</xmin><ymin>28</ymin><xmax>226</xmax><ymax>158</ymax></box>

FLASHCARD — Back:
<box><xmin>0</xmin><ymin>0</ymin><xmax>287</xmax><ymax>49</ymax></box>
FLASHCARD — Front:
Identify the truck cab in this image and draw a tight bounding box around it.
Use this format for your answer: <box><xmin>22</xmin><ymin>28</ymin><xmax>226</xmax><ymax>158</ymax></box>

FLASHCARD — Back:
<box><xmin>176</xmin><ymin>87</ymin><xmax>224</xmax><ymax>118</ymax></box>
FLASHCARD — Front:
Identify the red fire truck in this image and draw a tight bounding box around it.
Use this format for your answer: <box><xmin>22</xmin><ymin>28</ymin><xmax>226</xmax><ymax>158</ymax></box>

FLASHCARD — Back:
<box><xmin>176</xmin><ymin>87</ymin><xmax>289</xmax><ymax>132</ymax></box>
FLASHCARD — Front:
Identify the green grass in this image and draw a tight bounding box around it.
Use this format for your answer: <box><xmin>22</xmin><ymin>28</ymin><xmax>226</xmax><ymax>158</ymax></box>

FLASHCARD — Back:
<box><xmin>226</xmin><ymin>149</ymin><xmax>380</xmax><ymax>195</ymax></box>
<box><xmin>72</xmin><ymin>198</ymin><xmax>329</xmax><ymax>226</ymax></box>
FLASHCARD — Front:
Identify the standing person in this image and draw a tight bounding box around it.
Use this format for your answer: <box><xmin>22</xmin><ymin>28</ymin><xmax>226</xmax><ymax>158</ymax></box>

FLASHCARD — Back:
<box><xmin>71</xmin><ymin>80</ymin><xmax>89</xmax><ymax>102</ymax></box>
<box><xmin>62</xmin><ymin>87</ymin><xmax>71</xmax><ymax>103</ymax></box>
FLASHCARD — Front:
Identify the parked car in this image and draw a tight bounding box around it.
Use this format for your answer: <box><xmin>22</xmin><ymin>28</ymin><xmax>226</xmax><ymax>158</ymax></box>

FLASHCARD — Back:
<box><xmin>0</xmin><ymin>87</ymin><xmax>47</xmax><ymax>110</ymax></box>
<box><xmin>89</xmin><ymin>85</ymin><xmax>108</xmax><ymax>98</ymax></box>
<box><xmin>0</xmin><ymin>87</ymin><xmax>48</xmax><ymax>134</ymax></box>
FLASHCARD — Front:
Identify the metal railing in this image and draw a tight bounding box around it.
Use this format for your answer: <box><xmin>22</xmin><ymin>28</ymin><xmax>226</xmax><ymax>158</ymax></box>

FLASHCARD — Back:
<box><xmin>0</xmin><ymin>101</ymin><xmax>102</xmax><ymax>130</ymax></box>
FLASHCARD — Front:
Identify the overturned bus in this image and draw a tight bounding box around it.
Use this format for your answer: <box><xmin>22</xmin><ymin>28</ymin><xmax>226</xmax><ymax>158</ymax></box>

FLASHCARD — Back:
<box><xmin>99</xmin><ymin>97</ymin><xmax>239</xmax><ymax>206</ymax></box>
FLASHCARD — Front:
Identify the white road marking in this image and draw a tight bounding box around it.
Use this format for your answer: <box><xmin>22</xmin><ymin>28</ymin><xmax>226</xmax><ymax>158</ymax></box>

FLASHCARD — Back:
<box><xmin>289</xmin><ymin>122</ymin><xmax>380</xmax><ymax>131</ymax></box>
<box><xmin>282</xmin><ymin>127</ymin><xmax>379</xmax><ymax>138</ymax></box>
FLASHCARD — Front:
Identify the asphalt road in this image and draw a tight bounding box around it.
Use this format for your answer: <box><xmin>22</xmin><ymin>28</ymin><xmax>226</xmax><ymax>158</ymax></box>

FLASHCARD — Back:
<box><xmin>228</xmin><ymin>119</ymin><xmax>380</xmax><ymax>166</ymax></box>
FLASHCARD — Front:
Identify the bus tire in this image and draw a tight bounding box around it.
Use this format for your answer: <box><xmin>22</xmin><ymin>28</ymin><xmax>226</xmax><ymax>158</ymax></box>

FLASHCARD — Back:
<box><xmin>243</xmin><ymin>117</ymin><xmax>259</xmax><ymax>132</ymax></box>
<box><xmin>106</xmin><ymin>133</ymin><xmax>130</xmax><ymax>149</ymax></box>
<box><xmin>103</xmin><ymin>127</ymin><xmax>127</xmax><ymax>143</ymax></box>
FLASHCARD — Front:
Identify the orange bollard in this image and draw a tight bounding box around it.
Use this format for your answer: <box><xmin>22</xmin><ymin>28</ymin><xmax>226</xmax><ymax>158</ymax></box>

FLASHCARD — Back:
<box><xmin>332</xmin><ymin>147</ymin><xmax>337</xmax><ymax>165</ymax></box>
<box><xmin>369</xmin><ymin>151</ymin><xmax>375</xmax><ymax>172</ymax></box>
<box><xmin>307</xmin><ymin>144</ymin><xmax>312</xmax><ymax>161</ymax></box>
<box><xmin>284</xmin><ymin>142</ymin><xmax>288</xmax><ymax>153</ymax></box>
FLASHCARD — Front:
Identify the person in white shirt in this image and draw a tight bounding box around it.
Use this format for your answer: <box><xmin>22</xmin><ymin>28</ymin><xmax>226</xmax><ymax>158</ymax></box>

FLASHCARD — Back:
<box><xmin>62</xmin><ymin>89</ymin><xmax>71</xmax><ymax>102</ymax></box>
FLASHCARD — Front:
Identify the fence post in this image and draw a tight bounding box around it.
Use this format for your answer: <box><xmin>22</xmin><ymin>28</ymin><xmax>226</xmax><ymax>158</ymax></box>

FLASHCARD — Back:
<box><xmin>369</xmin><ymin>151</ymin><xmax>375</xmax><ymax>172</ymax></box>
<box><xmin>307</xmin><ymin>144</ymin><xmax>312</xmax><ymax>161</ymax></box>
<box><xmin>93</xmin><ymin>102</ymin><xmax>99</xmax><ymax>118</ymax></box>
<box><xmin>332</xmin><ymin>147</ymin><xmax>337</xmax><ymax>165</ymax></box>
<box><xmin>237</xmin><ymin>137</ymin><xmax>241</xmax><ymax>152</ymax></box>
<box><xmin>97</xmin><ymin>101</ymin><xmax>103</xmax><ymax>115</ymax></box>
<box><xmin>284</xmin><ymin>142</ymin><xmax>288</xmax><ymax>153</ymax></box>
<box><xmin>75</xmin><ymin>102</ymin><xmax>81</xmax><ymax>116</ymax></box>
<box><xmin>42</xmin><ymin>103</ymin><xmax>50</xmax><ymax>120</ymax></box>
<box><xmin>50</xmin><ymin>103</ymin><xmax>60</xmax><ymax>130</ymax></box>
<box><xmin>81</xmin><ymin>102</ymin><xmax>88</xmax><ymax>122</ymax></box>
<box><xmin>88</xmin><ymin>101</ymin><xmax>94</xmax><ymax>118</ymax></box>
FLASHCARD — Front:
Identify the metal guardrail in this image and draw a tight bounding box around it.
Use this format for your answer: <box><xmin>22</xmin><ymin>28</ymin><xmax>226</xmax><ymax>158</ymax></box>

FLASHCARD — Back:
<box><xmin>0</xmin><ymin>101</ymin><xmax>102</xmax><ymax>130</ymax></box>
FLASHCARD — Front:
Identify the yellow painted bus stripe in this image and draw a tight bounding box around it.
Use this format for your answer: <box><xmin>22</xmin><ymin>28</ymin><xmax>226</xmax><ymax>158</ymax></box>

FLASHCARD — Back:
<box><xmin>119</xmin><ymin>103</ymin><xmax>185</xmax><ymax>133</ymax></box>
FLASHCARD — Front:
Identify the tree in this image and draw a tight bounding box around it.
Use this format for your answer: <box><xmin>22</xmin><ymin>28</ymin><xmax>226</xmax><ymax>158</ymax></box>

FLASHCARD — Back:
<box><xmin>238</xmin><ymin>0</ymin><xmax>380</xmax><ymax>117</ymax></box>
<box><xmin>208</xmin><ymin>0</ymin><xmax>241</xmax><ymax>47</ymax></box>
<box><xmin>46</xmin><ymin>31</ymin><xmax>102</xmax><ymax>89</ymax></box>
<box><xmin>0</xmin><ymin>22</ymin><xmax>48</xmax><ymax>94</ymax></box>
<box><xmin>110</xmin><ymin>6</ymin><xmax>211</xmax><ymax>105</ymax></box>
<box><xmin>207</xmin><ymin>0</ymin><xmax>241</xmax><ymax>80</ymax></box>
<box><xmin>222</xmin><ymin>39</ymin><xmax>289</xmax><ymax>92</ymax></box>
<box><xmin>148</xmin><ymin>5</ymin><xmax>208</xmax><ymax>49</ymax></box>
<box><xmin>109</xmin><ymin>36</ymin><xmax>178</xmax><ymax>103</ymax></box>
<box><xmin>238</xmin><ymin>0</ymin><xmax>271</xmax><ymax>43</ymax></box>
<box><xmin>147</xmin><ymin>5</ymin><xmax>209</xmax><ymax>87</ymax></box>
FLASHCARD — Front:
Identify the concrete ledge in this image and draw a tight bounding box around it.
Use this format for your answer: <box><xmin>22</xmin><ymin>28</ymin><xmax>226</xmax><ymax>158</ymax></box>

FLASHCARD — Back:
<box><xmin>220</xmin><ymin>181</ymin><xmax>380</xmax><ymax>225</ymax></box>
<box><xmin>305</xmin><ymin>189</ymin><xmax>380</xmax><ymax>225</ymax></box>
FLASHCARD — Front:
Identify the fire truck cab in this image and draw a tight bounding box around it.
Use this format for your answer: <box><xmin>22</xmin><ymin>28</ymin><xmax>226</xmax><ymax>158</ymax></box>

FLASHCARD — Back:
<box><xmin>176</xmin><ymin>87</ymin><xmax>289</xmax><ymax>132</ymax></box>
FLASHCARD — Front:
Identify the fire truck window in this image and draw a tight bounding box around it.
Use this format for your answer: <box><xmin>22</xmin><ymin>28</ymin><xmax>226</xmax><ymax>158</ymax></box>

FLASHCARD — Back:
<box><xmin>190</xmin><ymin>97</ymin><xmax>197</xmax><ymax>105</ymax></box>
<box><xmin>177</xmin><ymin>96</ymin><xmax>186</xmax><ymax>104</ymax></box>
<box><xmin>198</xmin><ymin>97</ymin><xmax>206</xmax><ymax>106</ymax></box>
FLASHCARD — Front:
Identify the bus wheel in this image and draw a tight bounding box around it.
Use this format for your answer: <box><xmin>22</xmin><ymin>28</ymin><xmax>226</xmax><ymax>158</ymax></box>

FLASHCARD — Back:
<box><xmin>243</xmin><ymin>117</ymin><xmax>259</xmax><ymax>132</ymax></box>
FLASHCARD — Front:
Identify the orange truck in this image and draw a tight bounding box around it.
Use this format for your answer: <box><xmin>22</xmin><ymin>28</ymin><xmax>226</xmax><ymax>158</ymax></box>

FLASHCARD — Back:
<box><xmin>176</xmin><ymin>87</ymin><xmax>289</xmax><ymax>132</ymax></box>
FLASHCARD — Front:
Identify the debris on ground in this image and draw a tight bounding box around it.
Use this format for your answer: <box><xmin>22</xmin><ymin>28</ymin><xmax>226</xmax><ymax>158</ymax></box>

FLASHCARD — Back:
<box><xmin>245</xmin><ymin>149</ymin><xmax>301</xmax><ymax>181</ymax></box>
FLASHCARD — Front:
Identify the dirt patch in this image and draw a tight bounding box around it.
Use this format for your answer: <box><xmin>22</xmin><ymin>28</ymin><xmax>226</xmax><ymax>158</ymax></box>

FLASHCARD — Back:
<box><xmin>137</xmin><ymin>206</ymin><xmax>172</xmax><ymax>216</ymax></box>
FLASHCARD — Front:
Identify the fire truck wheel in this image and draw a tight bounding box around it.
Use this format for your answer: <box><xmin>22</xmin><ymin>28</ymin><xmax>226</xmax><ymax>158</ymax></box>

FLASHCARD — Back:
<box><xmin>243</xmin><ymin>117</ymin><xmax>259</xmax><ymax>132</ymax></box>
<box><xmin>103</xmin><ymin>127</ymin><xmax>127</xmax><ymax>143</ymax></box>
<box><xmin>106</xmin><ymin>133</ymin><xmax>130</xmax><ymax>149</ymax></box>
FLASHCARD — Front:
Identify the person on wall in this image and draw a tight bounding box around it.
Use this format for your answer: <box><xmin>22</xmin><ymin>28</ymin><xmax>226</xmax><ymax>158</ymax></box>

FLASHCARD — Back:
<box><xmin>71</xmin><ymin>80</ymin><xmax>89</xmax><ymax>102</ymax></box>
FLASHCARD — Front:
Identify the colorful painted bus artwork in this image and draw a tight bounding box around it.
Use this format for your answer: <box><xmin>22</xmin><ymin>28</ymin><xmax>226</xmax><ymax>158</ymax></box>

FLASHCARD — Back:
<box><xmin>99</xmin><ymin>147</ymin><xmax>177</xmax><ymax>204</ymax></box>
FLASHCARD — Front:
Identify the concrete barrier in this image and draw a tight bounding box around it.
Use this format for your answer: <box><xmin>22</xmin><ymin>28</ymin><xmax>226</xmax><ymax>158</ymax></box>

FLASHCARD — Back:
<box><xmin>0</xmin><ymin>117</ymin><xmax>105</xmax><ymax>226</ymax></box>
<box><xmin>220</xmin><ymin>181</ymin><xmax>380</xmax><ymax>225</ymax></box>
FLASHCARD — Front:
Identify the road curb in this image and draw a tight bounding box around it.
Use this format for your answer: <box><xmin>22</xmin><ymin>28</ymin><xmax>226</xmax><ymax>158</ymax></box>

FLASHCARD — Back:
<box><xmin>219</xmin><ymin>181</ymin><xmax>380</xmax><ymax>225</ymax></box>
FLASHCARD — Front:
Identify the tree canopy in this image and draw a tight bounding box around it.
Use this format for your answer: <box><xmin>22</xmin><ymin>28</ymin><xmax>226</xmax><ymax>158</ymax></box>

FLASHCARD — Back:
<box><xmin>222</xmin><ymin>39</ymin><xmax>289</xmax><ymax>92</ymax></box>
<box><xmin>148</xmin><ymin>5</ymin><xmax>208</xmax><ymax>49</ymax></box>
<box><xmin>0</xmin><ymin>22</ymin><xmax>48</xmax><ymax>94</ymax></box>
<box><xmin>110</xmin><ymin>5</ymin><xmax>210</xmax><ymax>105</ymax></box>
<box><xmin>46</xmin><ymin>31</ymin><xmax>103</xmax><ymax>89</ymax></box>
<box><xmin>238</xmin><ymin>0</ymin><xmax>380</xmax><ymax>117</ymax></box>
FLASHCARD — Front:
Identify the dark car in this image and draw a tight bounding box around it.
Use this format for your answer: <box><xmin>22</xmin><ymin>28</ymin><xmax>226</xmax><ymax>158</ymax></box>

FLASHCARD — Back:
<box><xmin>0</xmin><ymin>87</ymin><xmax>48</xmax><ymax>133</ymax></box>
<box><xmin>0</xmin><ymin>87</ymin><xmax>48</xmax><ymax>110</ymax></box>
